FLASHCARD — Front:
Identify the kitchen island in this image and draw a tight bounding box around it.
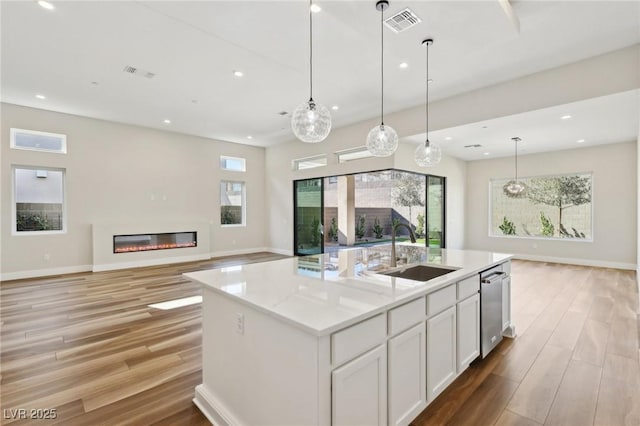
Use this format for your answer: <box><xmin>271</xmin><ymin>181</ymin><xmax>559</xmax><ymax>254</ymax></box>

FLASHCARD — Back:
<box><xmin>184</xmin><ymin>245</ymin><xmax>513</xmax><ymax>426</ymax></box>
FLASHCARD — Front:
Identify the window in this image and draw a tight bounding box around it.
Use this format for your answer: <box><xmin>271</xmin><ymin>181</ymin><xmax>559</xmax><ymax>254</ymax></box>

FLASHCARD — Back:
<box><xmin>220</xmin><ymin>156</ymin><xmax>246</xmax><ymax>172</ymax></box>
<box><xmin>490</xmin><ymin>173</ymin><xmax>593</xmax><ymax>240</ymax></box>
<box><xmin>292</xmin><ymin>154</ymin><xmax>327</xmax><ymax>171</ymax></box>
<box><xmin>11</xmin><ymin>128</ymin><xmax>67</xmax><ymax>154</ymax></box>
<box><xmin>220</xmin><ymin>181</ymin><xmax>245</xmax><ymax>226</ymax></box>
<box><xmin>13</xmin><ymin>166</ymin><xmax>65</xmax><ymax>233</ymax></box>
<box><xmin>335</xmin><ymin>146</ymin><xmax>374</xmax><ymax>163</ymax></box>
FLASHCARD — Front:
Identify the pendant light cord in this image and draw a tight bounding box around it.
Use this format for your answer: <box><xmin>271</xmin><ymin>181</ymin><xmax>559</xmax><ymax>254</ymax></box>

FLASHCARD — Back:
<box><xmin>515</xmin><ymin>139</ymin><xmax>518</xmax><ymax>180</ymax></box>
<box><xmin>380</xmin><ymin>6</ymin><xmax>384</xmax><ymax>125</ymax></box>
<box><xmin>425</xmin><ymin>41</ymin><xmax>429</xmax><ymax>146</ymax></box>
<box><xmin>309</xmin><ymin>0</ymin><xmax>313</xmax><ymax>101</ymax></box>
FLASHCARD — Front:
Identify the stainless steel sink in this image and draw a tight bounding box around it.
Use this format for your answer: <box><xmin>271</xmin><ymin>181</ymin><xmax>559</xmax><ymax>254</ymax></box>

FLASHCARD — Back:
<box><xmin>381</xmin><ymin>264</ymin><xmax>458</xmax><ymax>281</ymax></box>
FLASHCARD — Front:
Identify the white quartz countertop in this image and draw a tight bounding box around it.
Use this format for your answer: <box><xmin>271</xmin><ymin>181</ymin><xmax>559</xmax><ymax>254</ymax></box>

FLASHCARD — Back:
<box><xmin>184</xmin><ymin>246</ymin><xmax>512</xmax><ymax>336</ymax></box>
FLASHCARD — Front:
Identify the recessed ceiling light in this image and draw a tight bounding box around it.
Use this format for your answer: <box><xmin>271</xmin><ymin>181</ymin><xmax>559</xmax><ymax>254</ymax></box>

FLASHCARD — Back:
<box><xmin>331</xmin><ymin>105</ymin><xmax>339</xmax><ymax>110</ymax></box>
<box><xmin>310</xmin><ymin>4</ymin><xmax>321</xmax><ymax>13</ymax></box>
<box><xmin>577</xmin><ymin>139</ymin><xmax>585</xmax><ymax>143</ymax></box>
<box><xmin>247</xmin><ymin>135</ymin><xmax>253</xmax><ymax>139</ymax></box>
<box><xmin>38</xmin><ymin>1</ymin><xmax>54</xmax><ymax>10</ymax></box>
<box><xmin>561</xmin><ymin>114</ymin><xmax>572</xmax><ymax>120</ymax></box>
<box><xmin>35</xmin><ymin>94</ymin><xmax>46</xmax><ymax>99</ymax></box>
<box><xmin>483</xmin><ymin>152</ymin><xmax>490</xmax><ymax>156</ymax></box>
<box><xmin>427</xmin><ymin>79</ymin><xmax>433</xmax><ymax>84</ymax></box>
<box><xmin>163</xmin><ymin>119</ymin><xmax>171</xmax><ymax>124</ymax></box>
<box><xmin>482</xmin><ymin>125</ymin><xmax>488</xmax><ymax>129</ymax></box>
<box><xmin>399</xmin><ymin>62</ymin><xmax>409</xmax><ymax>69</ymax></box>
<box><xmin>233</xmin><ymin>70</ymin><xmax>244</xmax><ymax>77</ymax></box>
<box><xmin>444</xmin><ymin>136</ymin><xmax>452</xmax><ymax>141</ymax></box>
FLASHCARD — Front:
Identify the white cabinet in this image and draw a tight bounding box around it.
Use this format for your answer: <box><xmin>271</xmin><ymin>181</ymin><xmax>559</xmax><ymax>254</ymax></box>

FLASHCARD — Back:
<box><xmin>388</xmin><ymin>323</ymin><xmax>427</xmax><ymax>426</ymax></box>
<box><xmin>502</xmin><ymin>275</ymin><xmax>511</xmax><ymax>333</ymax></box>
<box><xmin>456</xmin><ymin>293</ymin><xmax>480</xmax><ymax>372</ymax></box>
<box><xmin>426</xmin><ymin>305</ymin><xmax>457</xmax><ymax>401</ymax></box>
<box><xmin>332</xmin><ymin>345</ymin><xmax>387</xmax><ymax>426</ymax></box>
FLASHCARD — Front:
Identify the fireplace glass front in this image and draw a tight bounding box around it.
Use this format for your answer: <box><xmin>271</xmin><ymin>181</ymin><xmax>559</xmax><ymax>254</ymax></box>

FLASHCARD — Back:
<box><xmin>113</xmin><ymin>231</ymin><xmax>197</xmax><ymax>253</ymax></box>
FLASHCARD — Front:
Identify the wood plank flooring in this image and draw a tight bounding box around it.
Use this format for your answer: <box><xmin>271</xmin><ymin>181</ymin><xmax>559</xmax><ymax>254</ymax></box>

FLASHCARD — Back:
<box><xmin>412</xmin><ymin>260</ymin><xmax>640</xmax><ymax>426</ymax></box>
<box><xmin>1</xmin><ymin>257</ymin><xmax>638</xmax><ymax>425</ymax></box>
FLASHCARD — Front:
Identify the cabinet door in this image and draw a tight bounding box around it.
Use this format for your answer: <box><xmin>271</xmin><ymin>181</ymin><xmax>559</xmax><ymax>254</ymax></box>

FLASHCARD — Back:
<box><xmin>332</xmin><ymin>345</ymin><xmax>387</xmax><ymax>426</ymax></box>
<box><xmin>502</xmin><ymin>276</ymin><xmax>511</xmax><ymax>332</ymax></box>
<box><xmin>388</xmin><ymin>323</ymin><xmax>427</xmax><ymax>426</ymax></box>
<box><xmin>457</xmin><ymin>293</ymin><xmax>480</xmax><ymax>373</ymax></box>
<box><xmin>427</xmin><ymin>306</ymin><xmax>456</xmax><ymax>402</ymax></box>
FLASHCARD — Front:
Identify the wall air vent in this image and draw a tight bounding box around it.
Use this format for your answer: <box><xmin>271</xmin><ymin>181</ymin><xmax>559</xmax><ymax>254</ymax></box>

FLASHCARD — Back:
<box><xmin>123</xmin><ymin>65</ymin><xmax>155</xmax><ymax>79</ymax></box>
<box><xmin>384</xmin><ymin>8</ymin><xmax>422</xmax><ymax>33</ymax></box>
<box><xmin>464</xmin><ymin>144</ymin><xmax>483</xmax><ymax>148</ymax></box>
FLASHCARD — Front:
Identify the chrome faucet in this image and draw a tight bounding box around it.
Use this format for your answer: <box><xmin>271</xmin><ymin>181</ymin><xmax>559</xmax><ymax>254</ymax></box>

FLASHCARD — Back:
<box><xmin>390</xmin><ymin>222</ymin><xmax>417</xmax><ymax>267</ymax></box>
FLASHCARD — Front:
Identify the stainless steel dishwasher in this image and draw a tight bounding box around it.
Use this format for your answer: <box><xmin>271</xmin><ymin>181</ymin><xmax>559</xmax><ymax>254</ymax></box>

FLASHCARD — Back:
<box><xmin>480</xmin><ymin>266</ymin><xmax>506</xmax><ymax>357</ymax></box>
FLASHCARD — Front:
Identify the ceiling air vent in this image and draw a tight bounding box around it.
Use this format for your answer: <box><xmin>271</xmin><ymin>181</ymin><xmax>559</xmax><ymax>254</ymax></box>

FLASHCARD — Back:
<box><xmin>123</xmin><ymin>65</ymin><xmax>155</xmax><ymax>79</ymax></box>
<box><xmin>384</xmin><ymin>8</ymin><xmax>422</xmax><ymax>33</ymax></box>
<box><xmin>464</xmin><ymin>144</ymin><xmax>483</xmax><ymax>148</ymax></box>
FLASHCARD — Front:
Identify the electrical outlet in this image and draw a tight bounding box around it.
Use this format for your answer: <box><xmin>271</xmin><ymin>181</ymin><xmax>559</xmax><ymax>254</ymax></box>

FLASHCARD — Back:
<box><xmin>235</xmin><ymin>313</ymin><xmax>244</xmax><ymax>334</ymax></box>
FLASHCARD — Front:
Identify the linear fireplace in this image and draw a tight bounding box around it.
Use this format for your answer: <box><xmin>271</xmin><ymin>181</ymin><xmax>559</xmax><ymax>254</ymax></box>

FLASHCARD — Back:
<box><xmin>113</xmin><ymin>231</ymin><xmax>197</xmax><ymax>253</ymax></box>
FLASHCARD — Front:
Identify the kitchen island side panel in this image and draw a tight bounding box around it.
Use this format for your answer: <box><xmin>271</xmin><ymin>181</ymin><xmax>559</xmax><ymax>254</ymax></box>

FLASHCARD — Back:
<box><xmin>198</xmin><ymin>286</ymin><xmax>325</xmax><ymax>426</ymax></box>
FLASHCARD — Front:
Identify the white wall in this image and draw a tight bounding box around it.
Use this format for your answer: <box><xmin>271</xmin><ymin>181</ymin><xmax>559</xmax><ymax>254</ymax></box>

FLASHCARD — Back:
<box><xmin>466</xmin><ymin>141</ymin><xmax>637</xmax><ymax>269</ymax></box>
<box><xmin>1</xmin><ymin>103</ymin><xmax>267</xmax><ymax>279</ymax></box>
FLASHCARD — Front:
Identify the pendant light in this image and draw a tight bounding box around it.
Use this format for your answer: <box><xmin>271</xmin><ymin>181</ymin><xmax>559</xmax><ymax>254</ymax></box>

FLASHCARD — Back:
<box><xmin>503</xmin><ymin>137</ymin><xmax>527</xmax><ymax>197</ymax></box>
<box><xmin>366</xmin><ymin>0</ymin><xmax>398</xmax><ymax>157</ymax></box>
<box><xmin>415</xmin><ymin>38</ymin><xmax>441</xmax><ymax>167</ymax></box>
<box><xmin>291</xmin><ymin>0</ymin><xmax>331</xmax><ymax>143</ymax></box>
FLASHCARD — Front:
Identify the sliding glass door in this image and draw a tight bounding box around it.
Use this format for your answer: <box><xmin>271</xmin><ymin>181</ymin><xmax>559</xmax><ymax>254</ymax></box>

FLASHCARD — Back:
<box><xmin>294</xmin><ymin>178</ymin><xmax>324</xmax><ymax>256</ymax></box>
<box><xmin>426</xmin><ymin>175</ymin><xmax>445</xmax><ymax>248</ymax></box>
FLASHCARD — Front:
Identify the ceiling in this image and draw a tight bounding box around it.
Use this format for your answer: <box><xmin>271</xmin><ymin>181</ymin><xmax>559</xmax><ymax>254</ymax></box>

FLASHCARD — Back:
<box><xmin>2</xmin><ymin>1</ymin><xmax>639</xmax><ymax>157</ymax></box>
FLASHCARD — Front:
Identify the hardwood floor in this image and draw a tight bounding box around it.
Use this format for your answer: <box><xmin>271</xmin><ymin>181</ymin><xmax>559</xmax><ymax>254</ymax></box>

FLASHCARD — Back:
<box><xmin>0</xmin><ymin>252</ymin><xmax>287</xmax><ymax>426</ymax></box>
<box><xmin>1</xmin><ymin>257</ymin><xmax>638</xmax><ymax>425</ymax></box>
<box><xmin>413</xmin><ymin>260</ymin><xmax>640</xmax><ymax>426</ymax></box>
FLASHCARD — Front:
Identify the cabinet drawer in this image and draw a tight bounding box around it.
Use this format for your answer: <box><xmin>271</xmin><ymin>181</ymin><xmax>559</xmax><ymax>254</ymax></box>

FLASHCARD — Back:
<box><xmin>427</xmin><ymin>284</ymin><xmax>456</xmax><ymax>317</ymax></box>
<box><xmin>388</xmin><ymin>297</ymin><xmax>425</xmax><ymax>336</ymax></box>
<box><xmin>457</xmin><ymin>275</ymin><xmax>479</xmax><ymax>300</ymax></box>
<box><xmin>332</xmin><ymin>314</ymin><xmax>386</xmax><ymax>366</ymax></box>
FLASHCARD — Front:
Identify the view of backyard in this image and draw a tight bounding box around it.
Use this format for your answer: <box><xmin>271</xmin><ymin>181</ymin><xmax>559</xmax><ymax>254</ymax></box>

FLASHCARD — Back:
<box><xmin>294</xmin><ymin>169</ymin><xmax>444</xmax><ymax>255</ymax></box>
<box><xmin>491</xmin><ymin>173</ymin><xmax>593</xmax><ymax>240</ymax></box>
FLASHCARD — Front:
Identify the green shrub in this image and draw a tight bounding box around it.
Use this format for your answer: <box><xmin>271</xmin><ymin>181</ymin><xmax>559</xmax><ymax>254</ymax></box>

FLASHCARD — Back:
<box><xmin>355</xmin><ymin>215</ymin><xmax>366</xmax><ymax>239</ymax></box>
<box><xmin>310</xmin><ymin>217</ymin><xmax>321</xmax><ymax>246</ymax></box>
<box><xmin>328</xmin><ymin>217</ymin><xmax>338</xmax><ymax>242</ymax></box>
<box><xmin>539</xmin><ymin>212</ymin><xmax>555</xmax><ymax>237</ymax></box>
<box><xmin>498</xmin><ymin>217</ymin><xmax>516</xmax><ymax>235</ymax></box>
<box><xmin>416</xmin><ymin>214</ymin><xmax>425</xmax><ymax>237</ymax></box>
<box><xmin>372</xmin><ymin>217</ymin><xmax>384</xmax><ymax>239</ymax></box>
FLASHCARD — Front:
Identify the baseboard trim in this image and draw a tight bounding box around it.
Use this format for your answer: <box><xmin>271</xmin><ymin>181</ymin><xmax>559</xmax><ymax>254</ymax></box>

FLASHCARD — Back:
<box><xmin>1</xmin><ymin>264</ymin><xmax>93</xmax><ymax>282</ymax></box>
<box><xmin>210</xmin><ymin>247</ymin><xmax>271</xmax><ymax>258</ymax></box>
<box><xmin>513</xmin><ymin>253</ymin><xmax>636</xmax><ymax>270</ymax></box>
<box><xmin>93</xmin><ymin>254</ymin><xmax>211</xmax><ymax>272</ymax></box>
<box><xmin>193</xmin><ymin>384</ymin><xmax>241</xmax><ymax>426</ymax></box>
<box><xmin>265</xmin><ymin>247</ymin><xmax>294</xmax><ymax>256</ymax></box>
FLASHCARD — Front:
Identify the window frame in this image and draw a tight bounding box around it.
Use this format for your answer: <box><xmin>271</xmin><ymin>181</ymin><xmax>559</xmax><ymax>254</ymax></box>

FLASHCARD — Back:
<box><xmin>488</xmin><ymin>172</ymin><xmax>594</xmax><ymax>242</ymax></box>
<box><xmin>10</xmin><ymin>128</ymin><xmax>67</xmax><ymax>154</ymax></box>
<box><xmin>220</xmin><ymin>180</ymin><xmax>246</xmax><ymax>227</ymax></box>
<box><xmin>220</xmin><ymin>156</ymin><xmax>246</xmax><ymax>172</ymax></box>
<box><xmin>12</xmin><ymin>165</ymin><xmax>67</xmax><ymax>236</ymax></box>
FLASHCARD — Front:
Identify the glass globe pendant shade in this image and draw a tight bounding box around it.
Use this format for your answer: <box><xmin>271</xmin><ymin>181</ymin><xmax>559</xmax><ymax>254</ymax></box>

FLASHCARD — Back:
<box><xmin>366</xmin><ymin>123</ymin><xmax>398</xmax><ymax>157</ymax></box>
<box><xmin>503</xmin><ymin>180</ymin><xmax>527</xmax><ymax>197</ymax></box>
<box><xmin>414</xmin><ymin>139</ymin><xmax>442</xmax><ymax>167</ymax></box>
<box><xmin>291</xmin><ymin>99</ymin><xmax>332</xmax><ymax>143</ymax></box>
